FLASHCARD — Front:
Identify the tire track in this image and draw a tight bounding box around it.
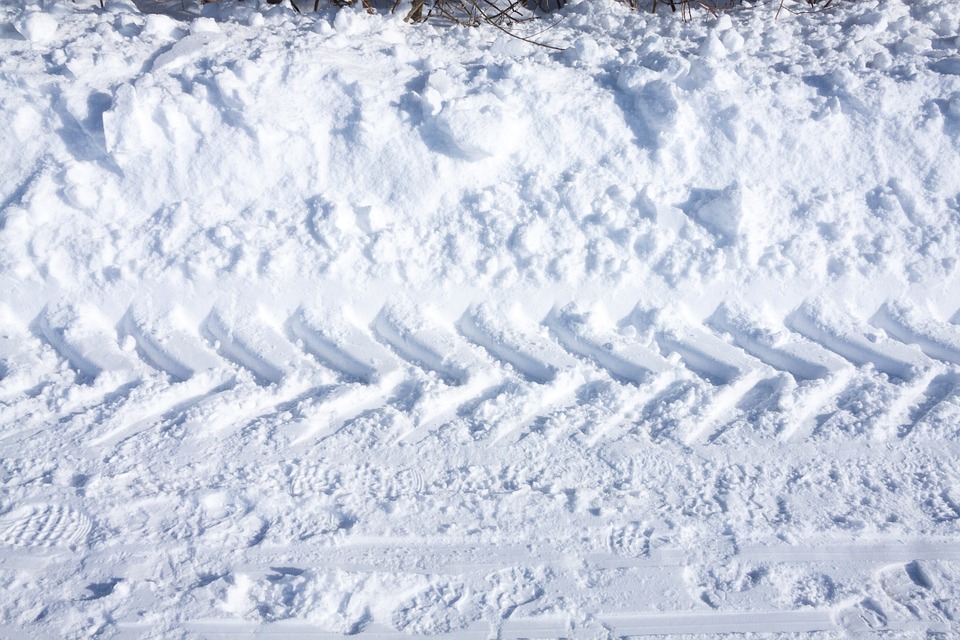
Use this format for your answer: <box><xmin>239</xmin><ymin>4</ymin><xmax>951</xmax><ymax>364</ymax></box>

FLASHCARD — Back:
<box><xmin>871</xmin><ymin>301</ymin><xmax>960</xmax><ymax>366</ymax></box>
<box><xmin>6</xmin><ymin>305</ymin><xmax>152</xmax><ymax>439</ymax></box>
<box><xmin>34</xmin><ymin>304</ymin><xmax>144</xmax><ymax>385</ymax></box>
<box><xmin>901</xmin><ymin>372</ymin><xmax>960</xmax><ymax>438</ymax></box>
<box><xmin>707</xmin><ymin>302</ymin><xmax>849</xmax><ymax>381</ymax></box>
<box><xmin>121</xmin><ymin>303</ymin><xmax>224</xmax><ymax>382</ymax></box>
<box><xmin>285</xmin><ymin>308</ymin><xmax>407</xmax><ymax>444</ymax></box>
<box><xmin>638</xmin><ymin>306</ymin><xmax>777</xmax><ymax>445</ymax></box>
<box><xmin>580</xmin><ymin>372</ymin><xmax>679</xmax><ymax>446</ymax></box>
<box><xmin>0</xmin><ymin>308</ymin><xmax>63</xmax><ymax>404</ymax></box>
<box><xmin>545</xmin><ymin>303</ymin><xmax>672</xmax><ymax>385</ymax></box>
<box><xmin>459</xmin><ymin>303</ymin><xmax>579</xmax><ymax>384</ymax></box>
<box><xmin>4</xmin><ymin>297</ymin><xmax>959</xmax><ymax>452</ymax></box>
<box><xmin>371</xmin><ymin>305</ymin><xmax>503</xmax><ymax>444</ymax></box>
<box><xmin>785</xmin><ymin>301</ymin><xmax>933</xmax><ymax>381</ymax></box>
<box><xmin>203</xmin><ymin>307</ymin><xmax>335</xmax><ymax>388</ymax></box>
<box><xmin>456</xmin><ymin>303</ymin><xmax>599</xmax><ymax>444</ymax></box>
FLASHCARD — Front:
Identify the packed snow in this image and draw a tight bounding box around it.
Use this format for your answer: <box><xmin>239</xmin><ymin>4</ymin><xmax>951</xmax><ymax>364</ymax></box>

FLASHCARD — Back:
<box><xmin>1</xmin><ymin>0</ymin><xmax>960</xmax><ymax>637</ymax></box>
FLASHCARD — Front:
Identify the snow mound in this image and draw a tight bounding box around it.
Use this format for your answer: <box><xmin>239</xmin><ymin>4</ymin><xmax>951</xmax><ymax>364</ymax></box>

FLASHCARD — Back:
<box><xmin>14</xmin><ymin>10</ymin><xmax>58</xmax><ymax>42</ymax></box>
<box><xmin>432</xmin><ymin>93</ymin><xmax>526</xmax><ymax>161</ymax></box>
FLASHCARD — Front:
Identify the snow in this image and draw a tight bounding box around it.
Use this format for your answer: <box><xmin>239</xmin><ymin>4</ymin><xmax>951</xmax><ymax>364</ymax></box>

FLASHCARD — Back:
<box><xmin>1</xmin><ymin>0</ymin><xmax>960</xmax><ymax>637</ymax></box>
<box><xmin>13</xmin><ymin>10</ymin><xmax>58</xmax><ymax>42</ymax></box>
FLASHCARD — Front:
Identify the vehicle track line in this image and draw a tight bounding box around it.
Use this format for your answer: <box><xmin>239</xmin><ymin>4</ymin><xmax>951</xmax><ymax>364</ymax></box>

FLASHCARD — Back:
<box><xmin>786</xmin><ymin>302</ymin><xmax>932</xmax><ymax>381</ymax></box>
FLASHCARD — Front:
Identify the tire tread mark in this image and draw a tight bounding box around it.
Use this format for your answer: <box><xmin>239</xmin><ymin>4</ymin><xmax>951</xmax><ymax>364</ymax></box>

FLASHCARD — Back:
<box><xmin>288</xmin><ymin>308</ymin><xmax>403</xmax><ymax>385</ymax></box>
<box><xmin>779</xmin><ymin>369</ymin><xmax>856</xmax><ymax>442</ymax></box>
<box><xmin>458</xmin><ymin>304</ymin><xmax>577</xmax><ymax>384</ymax></box>
<box><xmin>545</xmin><ymin>304</ymin><xmax>670</xmax><ymax>385</ymax></box>
<box><xmin>120</xmin><ymin>305</ymin><xmax>222</xmax><ymax>382</ymax></box>
<box><xmin>786</xmin><ymin>302</ymin><xmax>932</xmax><ymax>381</ymax></box>
<box><xmin>707</xmin><ymin>302</ymin><xmax>848</xmax><ymax>380</ymax></box>
<box><xmin>637</xmin><ymin>308</ymin><xmax>774</xmax><ymax>444</ymax></box>
<box><xmin>370</xmin><ymin>306</ymin><xmax>480</xmax><ymax>386</ymax></box>
<box><xmin>203</xmin><ymin>308</ymin><xmax>334</xmax><ymax>387</ymax></box>
<box><xmin>33</xmin><ymin>305</ymin><xmax>140</xmax><ymax>384</ymax></box>
<box><xmin>900</xmin><ymin>374</ymin><xmax>960</xmax><ymax>439</ymax></box>
<box><xmin>643</xmin><ymin>307</ymin><xmax>768</xmax><ymax>386</ymax></box>
<box><xmin>871</xmin><ymin>301</ymin><xmax>960</xmax><ymax>366</ymax></box>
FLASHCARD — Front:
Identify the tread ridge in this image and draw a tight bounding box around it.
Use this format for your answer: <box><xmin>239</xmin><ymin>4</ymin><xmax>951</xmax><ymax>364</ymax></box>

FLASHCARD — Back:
<box><xmin>785</xmin><ymin>302</ymin><xmax>932</xmax><ymax>380</ymax></box>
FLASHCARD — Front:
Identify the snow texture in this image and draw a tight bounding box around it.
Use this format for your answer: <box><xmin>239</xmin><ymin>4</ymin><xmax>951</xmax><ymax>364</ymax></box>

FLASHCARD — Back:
<box><xmin>1</xmin><ymin>0</ymin><xmax>960</xmax><ymax>637</ymax></box>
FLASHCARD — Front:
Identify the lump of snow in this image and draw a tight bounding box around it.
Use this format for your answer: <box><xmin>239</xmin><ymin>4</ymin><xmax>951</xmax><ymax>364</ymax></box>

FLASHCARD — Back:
<box><xmin>947</xmin><ymin>93</ymin><xmax>960</xmax><ymax>119</ymax></box>
<box><xmin>638</xmin><ymin>51</ymin><xmax>691</xmax><ymax>82</ymax></box>
<box><xmin>715</xmin><ymin>15</ymin><xmax>733</xmax><ymax>31</ymax></box>
<box><xmin>151</xmin><ymin>31</ymin><xmax>225</xmax><ymax>71</ymax></box>
<box><xmin>142</xmin><ymin>14</ymin><xmax>180</xmax><ymax>40</ymax></box>
<box><xmin>190</xmin><ymin>17</ymin><xmax>221</xmax><ymax>35</ymax></box>
<box><xmin>433</xmin><ymin>94</ymin><xmax>524</xmax><ymax>161</ymax></box>
<box><xmin>720</xmin><ymin>28</ymin><xmax>744</xmax><ymax>53</ymax></box>
<box><xmin>633</xmin><ymin>79</ymin><xmax>680</xmax><ymax>136</ymax></box>
<box><xmin>566</xmin><ymin>37</ymin><xmax>614</xmax><ymax>66</ymax></box>
<box><xmin>62</xmin><ymin>164</ymin><xmax>100</xmax><ymax>210</ymax></box>
<box><xmin>102</xmin><ymin>84</ymin><xmax>169</xmax><ymax>162</ymax></box>
<box><xmin>932</xmin><ymin>57</ymin><xmax>960</xmax><ymax>76</ymax></box>
<box><xmin>422</xmin><ymin>70</ymin><xmax>455</xmax><ymax>114</ymax></box>
<box><xmin>106</xmin><ymin>0</ymin><xmax>140</xmax><ymax>13</ymax></box>
<box><xmin>420</xmin><ymin>87</ymin><xmax>444</xmax><ymax>117</ymax></box>
<box><xmin>333</xmin><ymin>8</ymin><xmax>372</xmax><ymax>36</ymax></box>
<box><xmin>569</xmin><ymin>37</ymin><xmax>601</xmax><ymax>65</ymax></box>
<box><xmin>679</xmin><ymin>182</ymin><xmax>761</xmax><ymax>246</ymax></box>
<box><xmin>14</xmin><ymin>12</ymin><xmax>58</xmax><ymax>43</ymax></box>
<box><xmin>510</xmin><ymin>219</ymin><xmax>548</xmax><ymax>259</ymax></box>
<box><xmin>616</xmin><ymin>65</ymin><xmax>654</xmax><ymax>93</ymax></box>
<box><xmin>869</xmin><ymin>51</ymin><xmax>893</xmax><ymax>71</ymax></box>
<box><xmin>354</xmin><ymin>201</ymin><xmax>391</xmax><ymax>233</ymax></box>
<box><xmin>491</xmin><ymin>35</ymin><xmax>527</xmax><ymax>57</ymax></box>
<box><xmin>897</xmin><ymin>35</ymin><xmax>931</xmax><ymax>55</ymax></box>
<box><xmin>699</xmin><ymin>32</ymin><xmax>727</xmax><ymax>60</ymax></box>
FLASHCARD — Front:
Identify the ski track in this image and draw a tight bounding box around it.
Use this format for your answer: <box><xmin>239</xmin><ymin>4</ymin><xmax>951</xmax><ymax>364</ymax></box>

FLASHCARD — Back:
<box><xmin>5</xmin><ymin>534</ymin><xmax>960</xmax><ymax>637</ymax></box>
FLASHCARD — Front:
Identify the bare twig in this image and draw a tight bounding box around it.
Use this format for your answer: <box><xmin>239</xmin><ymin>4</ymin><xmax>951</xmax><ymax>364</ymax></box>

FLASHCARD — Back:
<box><xmin>474</xmin><ymin>2</ymin><xmax>564</xmax><ymax>50</ymax></box>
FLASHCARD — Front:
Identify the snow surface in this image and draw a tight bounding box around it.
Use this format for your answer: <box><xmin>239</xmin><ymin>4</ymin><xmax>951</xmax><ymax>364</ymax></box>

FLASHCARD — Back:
<box><xmin>1</xmin><ymin>0</ymin><xmax>960</xmax><ymax>637</ymax></box>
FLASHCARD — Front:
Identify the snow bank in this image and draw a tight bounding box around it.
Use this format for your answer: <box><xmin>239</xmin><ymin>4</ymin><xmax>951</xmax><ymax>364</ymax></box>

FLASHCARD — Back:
<box><xmin>1</xmin><ymin>0</ymin><xmax>958</xmax><ymax>322</ymax></box>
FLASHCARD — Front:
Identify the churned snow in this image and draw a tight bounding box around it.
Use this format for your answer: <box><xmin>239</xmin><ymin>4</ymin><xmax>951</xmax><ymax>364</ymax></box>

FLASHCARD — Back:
<box><xmin>1</xmin><ymin>0</ymin><xmax>960</xmax><ymax>637</ymax></box>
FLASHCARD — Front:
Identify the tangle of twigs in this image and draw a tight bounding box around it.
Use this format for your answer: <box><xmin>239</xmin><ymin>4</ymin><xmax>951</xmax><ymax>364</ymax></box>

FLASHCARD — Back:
<box><xmin>112</xmin><ymin>0</ymin><xmax>845</xmax><ymax>50</ymax></box>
